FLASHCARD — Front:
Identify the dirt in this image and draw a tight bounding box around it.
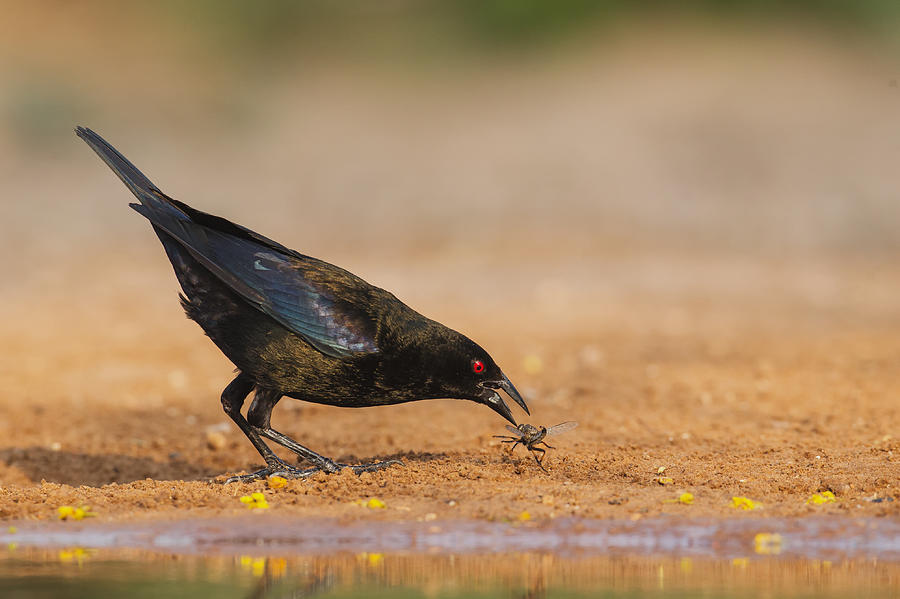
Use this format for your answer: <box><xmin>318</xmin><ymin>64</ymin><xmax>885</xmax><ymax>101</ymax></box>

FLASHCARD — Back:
<box><xmin>1</xmin><ymin>248</ymin><xmax>898</xmax><ymax>526</ymax></box>
<box><xmin>0</xmin><ymin>17</ymin><xmax>898</xmax><ymax>532</ymax></box>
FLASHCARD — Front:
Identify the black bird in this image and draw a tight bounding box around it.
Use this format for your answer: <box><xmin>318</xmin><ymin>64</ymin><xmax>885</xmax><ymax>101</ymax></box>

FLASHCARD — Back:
<box><xmin>75</xmin><ymin>127</ymin><xmax>529</xmax><ymax>482</ymax></box>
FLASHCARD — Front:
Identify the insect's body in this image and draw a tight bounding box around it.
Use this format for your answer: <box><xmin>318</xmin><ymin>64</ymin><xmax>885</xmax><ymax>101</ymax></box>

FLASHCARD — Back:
<box><xmin>513</xmin><ymin>424</ymin><xmax>548</xmax><ymax>448</ymax></box>
<box><xmin>494</xmin><ymin>421</ymin><xmax>577</xmax><ymax>472</ymax></box>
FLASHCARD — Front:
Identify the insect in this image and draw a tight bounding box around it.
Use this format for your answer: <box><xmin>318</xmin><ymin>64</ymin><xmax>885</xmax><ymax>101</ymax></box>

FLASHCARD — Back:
<box><xmin>494</xmin><ymin>421</ymin><xmax>577</xmax><ymax>472</ymax></box>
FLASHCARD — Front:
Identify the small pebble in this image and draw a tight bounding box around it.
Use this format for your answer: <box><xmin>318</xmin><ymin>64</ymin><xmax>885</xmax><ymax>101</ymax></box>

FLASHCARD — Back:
<box><xmin>167</xmin><ymin>369</ymin><xmax>188</xmax><ymax>390</ymax></box>
<box><xmin>206</xmin><ymin>431</ymin><xmax>227</xmax><ymax>451</ymax></box>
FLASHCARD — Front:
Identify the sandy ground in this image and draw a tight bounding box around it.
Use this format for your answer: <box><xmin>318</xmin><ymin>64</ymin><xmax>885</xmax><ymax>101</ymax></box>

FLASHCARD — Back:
<box><xmin>0</xmin><ymin>246</ymin><xmax>897</xmax><ymax>525</ymax></box>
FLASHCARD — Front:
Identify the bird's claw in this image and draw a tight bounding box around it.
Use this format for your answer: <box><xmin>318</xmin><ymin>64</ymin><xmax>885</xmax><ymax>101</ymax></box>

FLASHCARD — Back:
<box><xmin>224</xmin><ymin>457</ymin><xmax>320</xmax><ymax>483</ymax></box>
<box><xmin>315</xmin><ymin>457</ymin><xmax>343</xmax><ymax>474</ymax></box>
<box><xmin>346</xmin><ymin>459</ymin><xmax>404</xmax><ymax>474</ymax></box>
<box><xmin>316</xmin><ymin>458</ymin><xmax>404</xmax><ymax>475</ymax></box>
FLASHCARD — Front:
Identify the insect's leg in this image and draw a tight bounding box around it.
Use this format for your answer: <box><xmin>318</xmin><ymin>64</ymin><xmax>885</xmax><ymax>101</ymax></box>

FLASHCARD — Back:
<box><xmin>541</xmin><ymin>441</ymin><xmax>556</xmax><ymax>449</ymax></box>
<box><xmin>531</xmin><ymin>447</ymin><xmax>548</xmax><ymax>473</ymax></box>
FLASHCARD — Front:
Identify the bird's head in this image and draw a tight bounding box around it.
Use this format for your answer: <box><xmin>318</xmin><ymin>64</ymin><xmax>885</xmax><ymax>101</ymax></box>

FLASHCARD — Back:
<box><xmin>389</xmin><ymin>326</ymin><xmax>530</xmax><ymax>425</ymax></box>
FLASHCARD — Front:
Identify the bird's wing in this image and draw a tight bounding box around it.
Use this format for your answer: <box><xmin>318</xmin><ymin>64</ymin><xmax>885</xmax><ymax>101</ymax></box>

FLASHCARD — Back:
<box><xmin>545</xmin><ymin>421</ymin><xmax>578</xmax><ymax>436</ymax></box>
<box><xmin>133</xmin><ymin>202</ymin><xmax>379</xmax><ymax>358</ymax></box>
<box><xmin>76</xmin><ymin>127</ymin><xmax>378</xmax><ymax>358</ymax></box>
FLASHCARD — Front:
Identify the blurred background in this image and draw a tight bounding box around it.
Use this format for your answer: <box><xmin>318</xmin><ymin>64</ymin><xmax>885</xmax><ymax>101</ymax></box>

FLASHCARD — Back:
<box><xmin>2</xmin><ymin>1</ymin><xmax>900</xmax><ymax>419</ymax></box>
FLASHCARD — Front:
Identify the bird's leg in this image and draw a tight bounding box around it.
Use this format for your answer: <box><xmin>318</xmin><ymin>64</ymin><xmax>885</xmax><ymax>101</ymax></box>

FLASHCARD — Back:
<box><xmin>261</xmin><ymin>428</ymin><xmax>400</xmax><ymax>475</ymax></box>
<box><xmin>247</xmin><ymin>388</ymin><xmax>402</xmax><ymax>475</ymax></box>
<box><xmin>219</xmin><ymin>375</ymin><xmax>315</xmax><ymax>483</ymax></box>
<box><xmin>247</xmin><ymin>388</ymin><xmax>340</xmax><ymax>472</ymax></box>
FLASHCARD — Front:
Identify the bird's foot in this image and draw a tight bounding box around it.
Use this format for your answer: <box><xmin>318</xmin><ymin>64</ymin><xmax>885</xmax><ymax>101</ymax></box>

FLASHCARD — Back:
<box><xmin>342</xmin><ymin>459</ymin><xmax>404</xmax><ymax>475</ymax></box>
<box><xmin>309</xmin><ymin>456</ymin><xmax>343</xmax><ymax>474</ymax></box>
<box><xmin>224</xmin><ymin>457</ymin><xmax>319</xmax><ymax>484</ymax></box>
<box><xmin>225</xmin><ymin>457</ymin><xmax>403</xmax><ymax>483</ymax></box>
<box><xmin>304</xmin><ymin>456</ymin><xmax>404</xmax><ymax>475</ymax></box>
<box><xmin>313</xmin><ymin>458</ymin><xmax>403</xmax><ymax>474</ymax></box>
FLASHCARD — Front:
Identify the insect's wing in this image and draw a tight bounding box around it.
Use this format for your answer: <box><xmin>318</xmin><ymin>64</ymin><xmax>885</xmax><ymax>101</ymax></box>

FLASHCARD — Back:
<box><xmin>504</xmin><ymin>425</ymin><xmax>525</xmax><ymax>438</ymax></box>
<box><xmin>545</xmin><ymin>421</ymin><xmax>578</xmax><ymax>436</ymax></box>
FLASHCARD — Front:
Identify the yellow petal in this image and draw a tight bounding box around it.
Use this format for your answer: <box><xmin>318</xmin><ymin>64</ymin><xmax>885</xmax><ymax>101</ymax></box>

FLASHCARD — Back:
<box><xmin>251</xmin><ymin>558</ymin><xmax>266</xmax><ymax>577</ymax></box>
<box><xmin>754</xmin><ymin>532</ymin><xmax>783</xmax><ymax>555</ymax></box>
<box><xmin>268</xmin><ymin>476</ymin><xmax>288</xmax><ymax>489</ymax></box>
<box><xmin>518</xmin><ymin>511</ymin><xmax>531</xmax><ymax>521</ymax></box>
<box><xmin>366</xmin><ymin>498</ymin><xmax>386</xmax><ymax>509</ymax></box>
<box><xmin>806</xmin><ymin>491</ymin><xmax>837</xmax><ymax>505</ymax></box>
<box><xmin>731</xmin><ymin>496</ymin><xmax>760</xmax><ymax>510</ymax></box>
<box><xmin>269</xmin><ymin>558</ymin><xmax>287</xmax><ymax>579</ymax></box>
<box><xmin>367</xmin><ymin>553</ymin><xmax>384</xmax><ymax>566</ymax></box>
<box><xmin>678</xmin><ymin>493</ymin><xmax>694</xmax><ymax>505</ymax></box>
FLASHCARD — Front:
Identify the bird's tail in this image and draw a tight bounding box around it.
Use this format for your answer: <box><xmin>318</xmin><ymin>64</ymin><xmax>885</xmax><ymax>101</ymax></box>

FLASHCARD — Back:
<box><xmin>75</xmin><ymin>126</ymin><xmax>187</xmax><ymax>222</ymax></box>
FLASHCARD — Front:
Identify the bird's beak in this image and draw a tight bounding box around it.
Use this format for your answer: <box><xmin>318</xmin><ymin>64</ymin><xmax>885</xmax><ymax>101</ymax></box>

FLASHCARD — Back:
<box><xmin>478</xmin><ymin>372</ymin><xmax>530</xmax><ymax>425</ymax></box>
<box><xmin>480</xmin><ymin>388</ymin><xmax>516</xmax><ymax>425</ymax></box>
<box><xmin>498</xmin><ymin>372</ymin><xmax>530</xmax><ymax>415</ymax></box>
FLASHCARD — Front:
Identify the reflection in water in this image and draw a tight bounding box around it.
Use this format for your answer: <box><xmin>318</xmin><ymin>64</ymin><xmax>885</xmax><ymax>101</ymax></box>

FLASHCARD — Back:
<box><xmin>0</xmin><ymin>549</ymin><xmax>897</xmax><ymax>598</ymax></box>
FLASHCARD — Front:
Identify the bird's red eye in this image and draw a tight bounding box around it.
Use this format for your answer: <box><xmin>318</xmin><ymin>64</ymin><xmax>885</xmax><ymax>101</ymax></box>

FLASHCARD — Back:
<box><xmin>472</xmin><ymin>360</ymin><xmax>485</xmax><ymax>374</ymax></box>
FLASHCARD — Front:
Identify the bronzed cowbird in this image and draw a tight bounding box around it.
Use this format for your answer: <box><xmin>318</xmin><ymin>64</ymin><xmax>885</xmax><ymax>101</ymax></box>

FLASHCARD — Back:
<box><xmin>75</xmin><ymin>127</ymin><xmax>529</xmax><ymax>481</ymax></box>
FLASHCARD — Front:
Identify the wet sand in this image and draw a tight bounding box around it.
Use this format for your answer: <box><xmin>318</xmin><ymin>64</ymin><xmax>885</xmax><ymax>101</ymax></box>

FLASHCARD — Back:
<box><xmin>2</xmin><ymin>515</ymin><xmax>899</xmax><ymax>560</ymax></box>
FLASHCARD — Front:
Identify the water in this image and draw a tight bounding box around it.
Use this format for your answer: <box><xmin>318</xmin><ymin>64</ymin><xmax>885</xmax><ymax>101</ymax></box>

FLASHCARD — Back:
<box><xmin>2</xmin><ymin>550</ymin><xmax>897</xmax><ymax>598</ymax></box>
<box><xmin>1</xmin><ymin>517</ymin><xmax>897</xmax><ymax>598</ymax></box>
